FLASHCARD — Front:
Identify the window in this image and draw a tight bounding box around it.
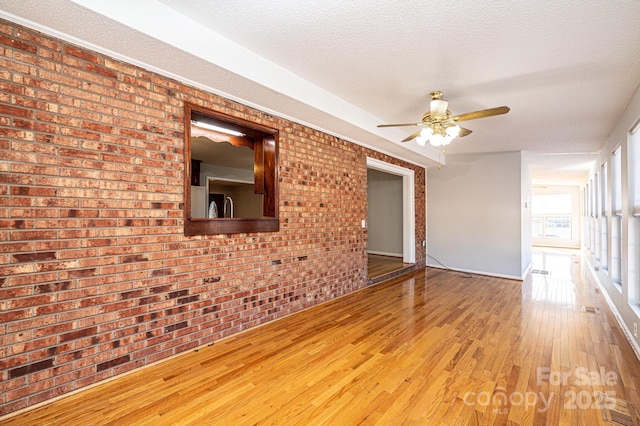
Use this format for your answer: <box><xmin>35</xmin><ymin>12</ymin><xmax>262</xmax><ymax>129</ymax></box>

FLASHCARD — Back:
<box><xmin>630</xmin><ymin>123</ymin><xmax>640</xmax><ymax>303</ymax></box>
<box><xmin>611</xmin><ymin>146</ymin><xmax>622</xmax><ymax>285</ymax></box>
<box><xmin>584</xmin><ymin>183</ymin><xmax>592</xmax><ymax>251</ymax></box>
<box><xmin>532</xmin><ymin>193</ymin><xmax>573</xmax><ymax>243</ymax></box>
<box><xmin>532</xmin><ymin>217</ymin><xmax>543</xmax><ymax>238</ymax></box>
<box><xmin>587</xmin><ymin>179</ymin><xmax>595</xmax><ymax>217</ymax></box>
<box><xmin>184</xmin><ymin>103</ymin><xmax>279</xmax><ymax>235</ymax></box>
<box><xmin>544</xmin><ymin>216</ymin><xmax>571</xmax><ymax>239</ymax></box>
<box><xmin>600</xmin><ymin>162</ymin><xmax>608</xmax><ymax>271</ymax></box>
<box><xmin>591</xmin><ymin>173</ymin><xmax>600</xmax><ymax>217</ymax></box>
<box><xmin>632</xmin><ymin>125</ymin><xmax>640</xmax><ymax>216</ymax></box>
<box><xmin>589</xmin><ymin>179</ymin><xmax>596</xmax><ymax>254</ymax></box>
<box><xmin>601</xmin><ymin>162</ymin><xmax>608</xmax><ymax>217</ymax></box>
<box><xmin>611</xmin><ymin>214</ymin><xmax>622</xmax><ymax>286</ymax></box>
<box><xmin>582</xmin><ymin>186</ymin><xmax>589</xmax><ymax>251</ymax></box>
<box><xmin>612</xmin><ymin>146</ymin><xmax>622</xmax><ymax>216</ymax></box>
<box><xmin>594</xmin><ymin>172</ymin><xmax>601</xmax><ymax>260</ymax></box>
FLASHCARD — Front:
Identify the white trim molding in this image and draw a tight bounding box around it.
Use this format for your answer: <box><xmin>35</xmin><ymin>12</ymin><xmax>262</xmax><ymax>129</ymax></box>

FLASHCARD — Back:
<box><xmin>366</xmin><ymin>158</ymin><xmax>416</xmax><ymax>264</ymax></box>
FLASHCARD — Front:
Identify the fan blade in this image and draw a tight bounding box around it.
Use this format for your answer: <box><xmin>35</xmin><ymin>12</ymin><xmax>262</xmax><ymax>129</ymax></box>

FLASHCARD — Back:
<box><xmin>401</xmin><ymin>128</ymin><xmax>423</xmax><ymax>142</ymax></box>
<box><xmin>458</xmin><ymin>127</ymin><xmax>472</xmax><ymax>137</ymax></box>
<box><xmin>452</xmin><ymin>106</ymin><xmax>510</xmax><ymax>122</ymax></box>
<box><xmin>377</xmin><ymin>122</ymin><xmax>422</xmax><ymax>128</ymax></box>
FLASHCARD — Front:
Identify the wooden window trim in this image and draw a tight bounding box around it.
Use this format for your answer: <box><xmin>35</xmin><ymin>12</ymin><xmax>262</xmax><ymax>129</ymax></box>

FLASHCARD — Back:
<box><xmin>184</xmin><ymin>103</ymin><xmax>279</xmax><ymax>235</ymax></box>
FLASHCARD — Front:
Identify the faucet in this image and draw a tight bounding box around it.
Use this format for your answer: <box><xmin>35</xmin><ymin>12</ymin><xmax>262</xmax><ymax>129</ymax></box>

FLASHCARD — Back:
<box><xmin>224</xmin><ymin>196</ymin><xmax>234</xmax><ymax>218</ymax></box>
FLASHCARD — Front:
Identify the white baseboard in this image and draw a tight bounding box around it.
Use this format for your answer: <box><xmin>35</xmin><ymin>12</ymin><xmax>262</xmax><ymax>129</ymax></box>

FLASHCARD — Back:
<box><xmin>426</xmin><ymin>263</ymin><xmax>523</xmax><ymax>281</ymax></box>
<box><xmin>586</xmin><ymin>260</ymin><xmax>640</xmax><ymax>363</ymax></box>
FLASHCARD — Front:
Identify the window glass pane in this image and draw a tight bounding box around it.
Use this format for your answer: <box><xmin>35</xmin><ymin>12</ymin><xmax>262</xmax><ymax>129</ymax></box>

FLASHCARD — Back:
<box><xmin>532</xmin><ymin>195</ymin><xmax>544</xmax><ymax>215</ymax></box>
<box><xmin>594</xmin><ymin>173</ymin><xmax>599</xmax><ymax>217</ymax></box>
<box><xmin>532</xmin><ymin>194</ymin><xmax>572</xmax><ymax>215</ymax></box>
<box><xmin>545</xmin><ymin>216</ymin><xmax>571</xmax><ymax>239</ymax></box>
<box><xmin>612</xmin><ymin>147</ymin><xmax>622</xmax><ymax>214</ymax></box>
<box><xmin>547</xmin><ymin>194</ymin><xmax>572</xmax><ymax>214</ymax></box>
<box><xmin>532</xmin><ymin>217</ymin><xmax>543</xmax><ymax>238</ymax></box>
<box><xmin>601</xmin><ymin>162</ymin><xmax>607</xmax><ymax>216</ymax></box>
<box><xmin>590</xmin><ymin>179</ymin><xmax>595</xmax><ymax>217</ymax></box>
<box><xmin>632</xmin><ymin>128</ymin><xmax>640</xmax><ymax>211</ymax></box>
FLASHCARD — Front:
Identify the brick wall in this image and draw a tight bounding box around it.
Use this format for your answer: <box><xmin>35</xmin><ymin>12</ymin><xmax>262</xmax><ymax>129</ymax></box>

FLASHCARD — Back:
<box><xmin>0</xmin><ymin>19</ymin><xmax>426</xmax><ymax>416</ymax></box>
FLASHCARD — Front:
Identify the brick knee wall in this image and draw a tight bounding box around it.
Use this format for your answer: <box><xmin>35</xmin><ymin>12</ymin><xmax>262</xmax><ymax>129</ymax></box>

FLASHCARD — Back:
<box><xmin>0</xmin><ymin>19</ymin><xmax>426</xmax><ymax>416</ymax></box>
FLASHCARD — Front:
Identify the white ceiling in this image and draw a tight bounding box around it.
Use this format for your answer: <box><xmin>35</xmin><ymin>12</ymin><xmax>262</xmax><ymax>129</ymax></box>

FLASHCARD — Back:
<box><xmin>2</xmin><ymin>0</ymin><xmax>640</xmax><ymax>184</ymax></box>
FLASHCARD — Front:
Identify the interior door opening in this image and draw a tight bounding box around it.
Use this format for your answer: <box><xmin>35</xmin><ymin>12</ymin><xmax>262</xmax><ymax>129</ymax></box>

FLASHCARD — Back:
<box><xmin>366</xmin><ymin>158</ymin><xmax>415</xmax><ymax>280</ymax></box>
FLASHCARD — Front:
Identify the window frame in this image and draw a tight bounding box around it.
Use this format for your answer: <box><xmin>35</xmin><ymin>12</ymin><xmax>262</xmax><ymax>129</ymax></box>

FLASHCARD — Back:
<box><xmin>612</xmin><ymin>145</ymin><xmax>622</xmax><ymax>216</ymax></box>
<box><xmin>183</xmin><ymin>103</ymin><xmax>279</xmax><ymax>236</ymax></box>
<box><xmin>600</xmin><ymin>161</ymin><xmax>608</xmax><ymax>217</ymax></box>
<box><xmin>631</xmin><ymin>123</ymin><xmax>640</xmax><ymax>216</ymax></box>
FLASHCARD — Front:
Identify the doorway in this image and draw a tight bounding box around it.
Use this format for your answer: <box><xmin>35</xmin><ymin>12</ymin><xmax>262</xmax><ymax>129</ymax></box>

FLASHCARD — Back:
<box><xmin>366</xmin><ymin>158</ymin><xmax>415</xmax><ymax>279</ymax></box>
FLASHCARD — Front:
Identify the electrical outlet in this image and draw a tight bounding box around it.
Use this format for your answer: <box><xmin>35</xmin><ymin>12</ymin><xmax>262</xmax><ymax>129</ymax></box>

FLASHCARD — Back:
<box><xmin>634</xmin><ymin>323</ymin><xmax>638</xmax><ymax>339</ymax></box>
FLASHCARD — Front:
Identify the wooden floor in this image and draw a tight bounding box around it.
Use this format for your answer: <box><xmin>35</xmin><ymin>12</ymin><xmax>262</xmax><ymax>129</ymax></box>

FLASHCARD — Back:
<box><xmin>4</xmin><ymin>248</ymin><xmax>640</xmax><ymax>425</ymax></box>
<box><xmin>367</xmin><ymin>253</ymin><xmax>411</xmax><ymax>279</ymax></box>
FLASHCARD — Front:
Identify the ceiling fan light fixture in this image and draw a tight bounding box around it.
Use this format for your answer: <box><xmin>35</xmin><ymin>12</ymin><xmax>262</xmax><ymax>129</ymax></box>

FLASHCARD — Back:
<box><xmin>377</xmin><ymin>90</ymin><xmax>509</xmax><ymax>148</ymax></box>
<box><xmin>430</xmin><ymin>99</ymin><xmax>448</xmax><ymax>119</ymax></box>
<box><xmin>446</xmin><ymin>125</ymin><xmax>460</xmax><ymax>138</ymax></box>
<box><xmin>420</xmin><ymin>127</ymin><xmax>433</xmax><ymax>138</ymax></box>
<box><xmin>414</xmin><ymin>126</ymin><xmax>433</xmax><ymax>146</ymax></box>
<box><xmin>429</xmin><ymin>133</ymin><xmax>445</xmax><ymax>147</ymax></box>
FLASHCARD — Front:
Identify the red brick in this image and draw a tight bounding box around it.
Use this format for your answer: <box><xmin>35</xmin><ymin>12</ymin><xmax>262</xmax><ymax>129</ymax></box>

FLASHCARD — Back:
<box><xmin>0</xmin><ymin>104</ymin><xmax>33</xmax><ymax>118</ymax></box>
<box><xmin>8</xmin><ymin>358</ymin><xmax>53</xmax><ymax>378</ymax></box>
<box><xmin>0</xmin><ymin>309</ymin><xmax>31</xmax><ymax>323</ymax></box>
<box><xmin>63</xmin><ymin>45</ymin><xmax>100</xmax><ymax>63</ymax></box>
<box><xmin>57</xmin><ymin>307</ymin><xmax>100</xmax><ymax>323</ymax></box>
<box><xmin>6</xmin><ymin>377</ymin><xmax>54</xmax><ymax>403</ymax></box>
<box><xmin>13</xmin><ymin>251</ymin><xmax>56</xmax><ymax>262</ymax></box>
<box><xmin>59</xmin><ymin>326</ymin><xmax>97</xmax><ymax>343</ymax></box>
<box><xmin>0</xmin><ymin>18</ymin><xmax>426</xmax><ymax>417</ymax></box>
<box><xmin>28</xmin><ymin>384</ymin><xmax>73</xmax><ymax>407</ymax></box>
<box><xmin>11</xmin><ymin>335</ymin><xmax>57</xmax><ymax>356</ymax></box>
<box><xmin>6</xmin><ymin>294</ymin><xmax>55</xmax><ymax>310</ymax></box>
<box><xmin>84</xmin><ymin>63</ymin><xmax>117</xmax><ymax>79</ymax></box>
<box><xmin>31</xmin><ymin>321</ymin><xmax>73</xmax><ymax>339</ymax></box>
<box><xmin>0</xmin><ymin>34</ymin><xmax>37</xmax><ymax>53</ymax></box>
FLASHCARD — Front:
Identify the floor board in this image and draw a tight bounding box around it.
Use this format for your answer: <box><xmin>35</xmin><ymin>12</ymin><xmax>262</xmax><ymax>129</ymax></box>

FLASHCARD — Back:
<box><xmin>367</xmin><ymin>253</ymin><xmax>411</xmax><ymax>279</ymax></box>
<box><xmin>3</xmin><ymin>248</ymin><xmax>640</xmax><ymax>425</ymax></box>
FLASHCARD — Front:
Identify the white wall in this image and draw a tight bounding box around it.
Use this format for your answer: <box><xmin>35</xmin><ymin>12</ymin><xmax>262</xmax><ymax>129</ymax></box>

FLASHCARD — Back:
<box><xmin>367</xmin><ymin>169</ymin><xmax>403</xmax><ymax>256</ymax></box>
<box><xmin>200</xmin><ymin>163</ymin><xmax>254</xmax><ymax>183</ymax></box>
<box><xmin>585</xmin><ymin>83</ymin><xmax>640</xmax><ymax>357</ymax></box>
<box><xmin>521</xmin><ymin>155</ymin><xmax>533</xmax><ymax>275</ymax></box>
<box><xmin>427</xmin><ymin>151</ymin><xmax>530</xmax><ymax>279</ymax></box>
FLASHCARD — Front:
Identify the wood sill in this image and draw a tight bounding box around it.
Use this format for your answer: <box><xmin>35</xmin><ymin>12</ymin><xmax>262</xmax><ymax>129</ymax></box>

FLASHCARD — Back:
<box><xmin>185</xmin><ymin>217</ymin><xmax>279</xmax><ymax>236</ymax></box>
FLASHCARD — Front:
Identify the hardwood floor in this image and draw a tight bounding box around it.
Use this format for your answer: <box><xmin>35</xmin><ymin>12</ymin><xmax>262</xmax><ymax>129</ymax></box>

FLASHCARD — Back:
<box><xmin>367</xmin><ymin>253</ymin><xmax>411</xmax><ymax>279</ymax></box>
<box><xmin>3</xmin><ymin>248</ymin><xmax>640</xmax><ymax>425</ymax></box>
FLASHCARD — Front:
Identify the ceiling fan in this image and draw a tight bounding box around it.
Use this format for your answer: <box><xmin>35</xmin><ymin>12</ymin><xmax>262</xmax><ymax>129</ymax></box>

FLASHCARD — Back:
<box><xmin>378</xmin><ymin>91</ymin><xmax>510</xmax><ymax>147</ymax></box>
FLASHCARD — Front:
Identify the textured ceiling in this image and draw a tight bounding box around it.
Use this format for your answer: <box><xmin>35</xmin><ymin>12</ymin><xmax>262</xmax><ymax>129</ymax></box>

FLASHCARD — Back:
<box><xmin>2</xmin><ymin>0</ymin><xmax>640</xmax><ymax>184</ymax></box>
